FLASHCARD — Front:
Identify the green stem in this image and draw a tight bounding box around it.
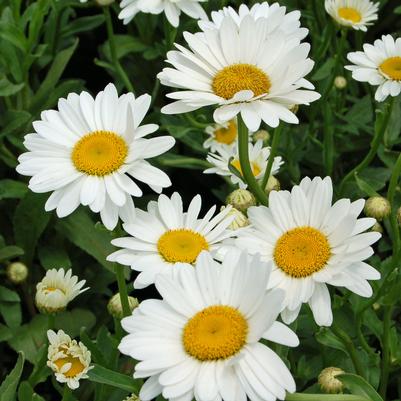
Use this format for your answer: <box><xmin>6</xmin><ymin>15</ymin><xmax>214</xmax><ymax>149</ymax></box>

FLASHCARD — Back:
<box><xmin>237</xmin><ymin>116</ymin><xmax>268</xmax><ymax>206</ymax></box>
<box><xmin>114</xmin><ymin>264</ymin><xmax>131</xmax><ymax>317</ymax></box>
<box><xmin>286</xmin><ymin>394</ymin><xmax>368</xmax><ymax>401</ymax></box>
<box><xmin>261</xmin><ymin>124</ymin><xmax>283</xmax><ymax>190</ymax></box>
<box><xmin>339</xmin><ymin>97</ymin><xmax>394</xmax><ymax>195</ymax></box>
<box><xmin>61</xmin><ymin>386</ymin><xmax>73</xmax><ymax>401</ymax></box>
<box><xmin>379</xmin><ymin>305</ymin><xmax>394</xmax><ymax>398</ymax></box>
<box><xmin>331</xmin><ymin>325</ymin><xmax>364</xmax><ymax>377</ymax></box>
<box><xmin>103</xmin><ymin>7</ymin><xmax>134</xmax><ymax>93</ymax></box>
<box><xmin>323</xmin><ymin>103</ymin><xmax>334</xmax><ymax>176</ymax></box>
<box><xmin>48</xmin><ymin>313</ymin><xmax>56</xmax><ymax>330</ymax></box>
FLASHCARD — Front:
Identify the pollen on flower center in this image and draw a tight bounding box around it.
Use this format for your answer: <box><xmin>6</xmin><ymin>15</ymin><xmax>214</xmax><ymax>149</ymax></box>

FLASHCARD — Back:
<box><xmin>71</xmin><ymin>130</ymin><xmax>128</xmax><ymax>176</ymax></box>
<box><xmin>274</xmin><ymin>226</ymin><xmax>331</xmax><ymax>278</ymax></box>
<box><xmin>212</xmin><ymin>64</ymin><xmax>271</xmax><ymax>100</ymax></box>
<box><xmin>54</xmin><ymin>355</ymin><xmax>85</xmax><ymax>378</ymax></box>
<box><xmin>338</xmin><ymin>7</ymin><xmax>362</xmax><ymax>23</ymax></box>
<box><xmin>379</xmin><ymin>57</ymin><xmax>401</xmax><ymax>81</ymax></box>
<box><xmin>157</xmin><ymin>229</ymin><xmax>209</xmax><ymax>264</ymax></box>
<box><xmin>215</xmin><ymin>120</ymin><xmax>237</xmax><ymax>145</ymax></box>
<box><xmin>231</xmin><ymin>159</ymin><xmax>261</xmax><ymax>177</ymax></box>
<box><xmin>183</xmin><ymin>305</ymin><xmax>248</xmax><ymax>361</ymax></box>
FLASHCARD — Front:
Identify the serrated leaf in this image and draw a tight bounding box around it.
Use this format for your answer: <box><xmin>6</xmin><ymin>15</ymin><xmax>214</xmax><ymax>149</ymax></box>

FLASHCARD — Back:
<box><xmin>0</xmin><ymin>352</ymin><xmax>24</xmax><ymax>401</ymax></box>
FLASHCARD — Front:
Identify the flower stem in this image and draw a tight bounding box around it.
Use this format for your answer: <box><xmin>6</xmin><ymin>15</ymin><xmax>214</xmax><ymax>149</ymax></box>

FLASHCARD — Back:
<box><xmin>237</xmin><ymin>116</ymin><xmax>268</xmax><ymax>206</ymax></box>
<box><xmin>379</xmin><ymin>305</ymin><xmax>394</xmax><ymax>398</ymax></box>
<box><xmin>61</xmin><ymin>386</ymin><xmax>73</xmax><ymax>401</ymax></box>
<box><xmin>339</xmin><ymin>97</ymin><xmax>394</xmax><ymax>195</ymax></box>
<box><xmin>286</xmin><ymin>394</ymin><xmax>368</xmax><ymax>401</ymax></box>
<box><xmin>261</xmin><ymin>124</ymin><xmax>283</xmax><ymax>190</ymax></box>
<box><xmin>114</xmin><ymin>264</ymin><xmax>131</xmax><ymax>317</ymax></box>
<box><xmin>103</xmin><ymin>7</ymin><xmax>134</xmax><ymax>93</ymax></box>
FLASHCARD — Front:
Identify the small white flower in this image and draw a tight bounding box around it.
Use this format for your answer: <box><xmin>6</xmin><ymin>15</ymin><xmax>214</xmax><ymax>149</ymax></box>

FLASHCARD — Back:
<box><xmin>118</xmin><ymin>0</ymin><xmax>207</xmax><ymax>27</ymax></box>
<box><xmin>346</xmin><ymin>35</ymin><xmax>401</xmax><ymax>101</ymax></box>
<box><xmin>325</xmin><ymin>0</ymin><xmax>379</xmax><ymax>31</ymax></box>
<box><xmin>35</xmin><ymin>268</ymin><xmax>88</xmax><ymax>313</ymax></box>
<box><xmin>119</xmin><ymin>250</ymin><xmax>298</xmax><ymax>401</ymax></box>
<box><xmin>204</xmin><ymin>119</ymin><xmax>238</xmax><ymax>151</ymax></box>
<box><xmin>17</xmin><ymin>83</ymin><xmax>175</xmax><ymax>230</ymax></box>
<box><xmin>107</xmin><ymin>192</ymin><xmax>236</xmax><ymax>289</ymax></box>
<box><xmin>235</xmin><ymin>176</ymin><xmax>381</xmax><ymax>326</ymax></box>
<box><xmin>47</xmin><ymin>329</ymin><xmax>93</xmax><ymax>390</ymax></box>
<box><xmin>204</xmin><ymin>140</ymin><xmax>283</xmax><ymax>189</ymax></box>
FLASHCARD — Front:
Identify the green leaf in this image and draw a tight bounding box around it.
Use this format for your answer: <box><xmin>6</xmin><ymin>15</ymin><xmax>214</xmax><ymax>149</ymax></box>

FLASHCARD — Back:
<box><xmin>0</xmin><ymin>285</ymin><xmax>20</xmax><ymax>303</ymax></box>
<box><xmin>0</xmin><ymin>76</ymin><xmax>24</xmax><ymax>96</ymax></box>
<box><xmin>0</xmin><ymin>245</ymin><xmax>24</xmax><ymax>262</ymax></box>
<box><xmin>0</xmin><ymin>323</ymin><xmax>12</xmax><ymax>342</ymax></box>
<box><xmin>88</xmin><ymin>365</ymin><xmax>140</xmax><ymax>393</ymax></box>
<box><xmin>13</xmin><ymin>192</ymin><xmax>51</xmax><ymax>264</ymax></box>
<box><xmin>102</xmin><ymin>34</ymin><xmax>147</xmax><ymax>60</ymax></box>
<box><xmin>60</xmin><ymin>15</ymin><xmax>105</xmax><ymax>38</ymax></box>
<box><xmin>157</xmin><ymin>154</ymin><xmax>210</xmax><ymax>170</ymax></box>
<box><xmin>0</xmin><ymin>180</ymin><xmax>28</xmax><ymax>200</ymax></box>
<box><xmin>56</xmin><ymin>208</ymin><xmax>115</xmax><ymax>272</ymax></box>
<box><xmin>0</xmin><ymin>352</ymin><xmax>25</xmax><ymax>401</ymax></box>
<box><xmin>55</xmin><ymin>308</ymin><xmax>96</xmax><ymax>338</ymax></box>
<box><xmin>0</xmin><ymin>285</ymin><xmax>21</xmax><ymax>328</ymax></box>
<box><xmin>0</xmin><ymin>110</ymin><xmax>31</xmax><ymax>139</ymax></box>
<box><xmin>338</xmin><ymin>373</ymin><xmax>383</xmax><ymax>401</ymax></box>
<box><xmin>38</xmin><ymin>243</ymin><xmax>71</xmax><ymax>270</ymax></box>
<box><xmin>0</xmin><ymin>22</ymin><xmax>27</xmax><ymax>52</ymax></box>
<box><xmin>354</xmin><ymin>173</ymin><xmax>380</xmax><ymax>197</ymax></box>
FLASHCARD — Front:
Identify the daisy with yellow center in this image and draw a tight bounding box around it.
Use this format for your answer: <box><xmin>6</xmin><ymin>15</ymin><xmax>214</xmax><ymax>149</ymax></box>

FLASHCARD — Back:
<box><xmin>47</xmin><ymin>329</ymin><xmax>93</xmax><ymax>390</ymax></box>
<box><xmin>16</xmin><ymin>83</ymin><xmax>175</xmax><ymax>230</ymax></box>
<box><xmin>119</xmin><ymin>251</ymin><xmax>299</xmax><ymax>401</ymax></box>
<box><xmin>35</xmin><ymin>268</ymin><xmax>88</xmax><ymax>314</ymax></box>
<box><xmin>203</xmin><ymin>119</ymin><xmax>246</xmax><ymax>152</ymax></box>
<box><xmin>205</xmin><ymin>139</ymin><xmax>283</xmax><ymax>189</ymax></box>
<box><xmin>107</xmin><ymin>192</ymin><xmax>236</xmax><ymax>289</ymax></box>
<box><xmin>158</xmin><ymin>12</ymin><xmax>320</xmax><ymax>132</ymax></box>
<box><xmin>346</xmin><ymin>35</ymin><xmax>401</xmax><ymax>101</ymax></box>
<box><xmin>235</xmin><ymin>176</ymin><xmax>381</xmax><ymax>326</ymax></box>
<box><xmin>325</xmin><ymin>0</ymin><xmax>378</xmax><ymax>31</ymax></box>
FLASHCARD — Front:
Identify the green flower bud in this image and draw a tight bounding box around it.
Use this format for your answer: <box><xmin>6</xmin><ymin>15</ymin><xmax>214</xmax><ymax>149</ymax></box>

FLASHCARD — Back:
<box><xmin>108</xmin><ymin>293</ymin><xmax>139</xmax><ymax>319</ymax></box>
<box><xmin>6</xmin><ymin>262</ymin><xmax>28</xmax><ymax>284</ymax></box>
<box><xmin>334</xmin><ymin>76</ymin><xmax>347</xmax><ymax>89</ymax></box>
<box><xmin>318</xmin><ymin>367</ymin><xmax>344</xmax><ymax>394</ymax></box>
<box><xmin>226</xmin><ymin>189</ymin><xmax>256</xmax><ymax>213</ymax></box>
<box><xmin>364</xmin><ymin>196</ymin><xmax>391</xmax><ymax>221</ymax></box>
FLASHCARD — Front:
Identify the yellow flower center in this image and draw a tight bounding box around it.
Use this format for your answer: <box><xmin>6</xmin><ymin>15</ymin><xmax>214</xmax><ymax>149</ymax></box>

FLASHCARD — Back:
<box><xmin>214</xmin><ymin>120</ymin><xmax>237</xmax><ymax>145</ymax></box>
<box><xmin>183</xmin><ymin>305</ymin><xmax>248</xmax><ymax>361</ymax></box>
<box><xmin>54</xmin><ymin>355</ymin><xmax>85</xmax><ymax>378</ymax></box>
<box><xmin>231</xmin><ymin>159</ymin><xmax>261</xmax><ymax>177</ymax></box>
<box><xmin>44</xmin><ymin>286</ymin><xmax>64</xmax><ymax>294</ymax></box>
<box><xmin>274</xmin><ymin>227</ymin><xmax>331</xmax><ymax>278</ymax></box>
<box><xmin>157</xmin><ymin>229</ymin><xmax>209</xmax><ymax>264</ymax></box>
<box><xmin>212</xmin><ymin>64</ymin><xmax>271</xmax><ymax>100</ymax></box>
<box><xmin>338</xmin><ymin>7</ymin><xmax>362</xmax><ymax>23</ymax></box>
<box><xmin>380</xmin><ymin>57</ymin><xmax>401</xmax><ymax>81</ymax></box>
<box><xmin>71</xmin><ymin>130</ymin><xmax>128</xmax><ymax>176</ymax></box>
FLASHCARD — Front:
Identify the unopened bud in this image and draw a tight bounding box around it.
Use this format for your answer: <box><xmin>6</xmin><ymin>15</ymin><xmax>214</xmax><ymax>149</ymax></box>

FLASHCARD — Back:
<box><xmin>108</xmin><ymin>293</ymin><xmax>139</xmax><ymax>319</ymax></box>
<box><xmin>364</xmin><ymin>197</ymin><xmax>391</xmax><ymax>221</ymax></box>
<box><xmin>334</xmin><ymin>76</ymin><xmax>347</xmax><ymax>89</ymax></box>
<box><xmin>253</xmin><ymin>130</ymin><xmax>270</xmax><ymax>143</ymax></box>
<box><xmin>124</xmin><ymin>395</ymin><xmax>140</xmax><ymax>401</ymax></box>
<box><xmin>370</xmin><ymin>222</ymin><xmax>383</xmax><ymax>234</ymax></box>
<box><xmin>289</xmin><ymin>104</ymin><xmax>299</xmax><ymax>114</ymax></box>
<box><xmin>221</xmin><ymin>206</ymin><xmax>249</xmax><ymax>230</ymax></box>
<box><xmin>265</xmin><ymin>176</ymin><xmax>280</xmax><ymax>194</ymax></box>
<box><xmin>318</xmin><ymin>367</ymin><xmax>344</xmax><ymax>394</ymax></box>
<box><xmin>397</xmin><ymin>206</ymin><xmax>401</xmax><ymax>226</ymax></box>
<box><xmin>372</xmin><ymin>303</ymin><xmax>381</xmax><ymax>311</ymax></box>
<box><xmin>226</xmin><ymin>189</ymin><xmax>256</xmax><ymax>213</ymax></box>
<box><xmin>96</xmin><ymin>0</ymin><xmax>114</xmax><ymax>5</ymax></box>
<box><xmin>6</xmin><ymin>262</ymin><xmax>28</xmax><ymax>284</ymax></box>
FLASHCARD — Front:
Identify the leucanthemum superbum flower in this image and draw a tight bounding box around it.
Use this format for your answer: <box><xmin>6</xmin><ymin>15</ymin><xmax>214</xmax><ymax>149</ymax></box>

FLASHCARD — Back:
<box><xmin>204</xmin><ymin>140</ymin><xmax>283</xmax><ymax>189</ymax></box>
<box><xmin>325</xmin><ymin>0</ymin><xmax>379</xmax><ymax>32</ymax></box>
<box><xmin>158</xmin><ymin>13</ymin><xmax>320</xmax><ymax>132</ymax></box>
<box><xmin>346</xmin><ymin>35</ymin><xmax>401</xmax><ymax>101</ymax></box>
<box><xmin>47</xmin><ymin>329</ymin><xmax>93</xmax><ymax>390</ymax></box>
<box><xmin>107</xmin><ymin>192</ymin><xmax>236</xmax><ymax>289</ymax></box>
<box><xmin>204</xmin><ymin>119</ymin><xmax>238</xmax><ymax>151</ymax></box>
<box><xmin>36</xmin><ymin>268</ymin><xmax>88</xmax><ymax>314</ymax></box>
<box><xmin>118</xmin><ymin>0</ymin><xmax>207</xmax><ymax>27</ymax></box>
<box><xmin>119</xmin><ymin>250</ymin><xmax>298</xmax><ymax>401</ymax></box>
<box><xmin>199</xmin><ymin>2</ymin><xmax>308</xmax><ymax>42</ymax></box>
<box><xmin>235</xmin><ymin>176</ymin><xmax>381</xmax><ymax>326</ymax></box>
<box><xmin>16</xmin><ymin>83</ymin><xmax>175</xmax><ymax>230</ymax></box>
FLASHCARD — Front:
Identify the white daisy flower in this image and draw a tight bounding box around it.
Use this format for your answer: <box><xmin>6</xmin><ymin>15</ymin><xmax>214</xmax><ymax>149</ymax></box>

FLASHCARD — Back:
<box><xmin>119</xmin><ymin>250</ymin><xmax>298</xmax><ymax>401</ymax></box>
<box><xmin>235</xmin><ymin>176</ymin><xmax>381</xmax><ymax>326</ymax></box>
<box><xmin>107</xmin><ymin>192</ymin><xmax>236</xmax><ymax>289</ymax></box>
<box><xmin>204</xmin><ymin>119</ymin><xmax>238</xmax><ymax>152</ymax></box>
<box><xmin>36</xmin><ymin>268</ymin><xmax>88</xmax><ymax>314</ymax></box>
<box><xmin>204</xmin><ymin>140</ymin><xmax>283</xmax><ymax>189</ymax></box>
<box><xmin>325</xmin><ymin>0</ymin><xmax>379</xmax><ymax>32</ymax></box>
<box><xmin>16</xmin><ymin>83</ymin><xmax>175</xmax><ymax>230</ymax></box>
<box><xmin>47</xmin><ymin>329</ymin><xmax>93</xmax><ymax>390</ymax></box>
<box><xmin>346</xmin><ymin>35</ymin><xmax>401</xmax><ymax>101</ymax></box>
<box><xmin>199</xmin><ymin>2</ymin><xmax>308</xmax><ymax>42</ymax></box>
<box><xmin>158</xmin><ymin>13</ymin><xmax>320</xmax><ymax>132</ymax></box>
<box><xmin>118</xmin><ymin>0</ymin><xmax>207</xmax><ymax>27</ymax></box>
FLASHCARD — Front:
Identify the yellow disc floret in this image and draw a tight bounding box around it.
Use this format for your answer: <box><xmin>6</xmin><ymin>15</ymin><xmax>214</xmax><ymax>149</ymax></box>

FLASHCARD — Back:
<box><xmin>231</xmin><ymin>159</ymin><xmax>261</xmax><ymax>177</ymax></box>
<box><xmin>157</xmin><ymin>229</ymin><xmax>209</xmax><ymax>264</ymax></box>
<box><xmin>183</xmin><ymin>305</ymin><xmax>248</xmax><ymax>361</ymax></box>
<box><xmin>380</xmin><ymin>57</ymin><xmax>401</xmax><ymax>81</ymax></box>
<box><xmin>274</xmin><ymin>226</ymin><xmax>331</xmax><ymax>278</ymax></box>
<box><xmin>72</xmin><ymin>130</ymin><xmax>128</xmax><ymax>176</ymax></box>
<box><xmin>212</xmin><ymin>64</ymin><xmax>271</xmax><ymax>100</ymax></box>
<box><xmin>54</xmin><ymin>355</ymin><xmax>85</xmax><ymax>378</ymax></box>
<box><xmin>338</xmin><ymin>7</ymin><xmax>362</xmax><ymax>23</ymax></box>
<box><xmin>214</xmin><ymin>120</ymin><xmax>237</xmax><ymax>145</ymax></box>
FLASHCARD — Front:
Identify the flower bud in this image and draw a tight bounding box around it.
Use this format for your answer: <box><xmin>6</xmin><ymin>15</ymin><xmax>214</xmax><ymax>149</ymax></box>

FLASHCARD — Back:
<box><xmin>226</xmin><ymin>189</ymin><xmax>256</xmax><ymax>213</ymax></box>
<box><xmin>124</xmin><ymin>395</ymin><xmax>140</xmax><ymax>401</ymax></box>
<box><xmin>370</xmin><ymin>222</ymin><xmax>383</xmax><ymax>234</ymax></box>
<box><xmin>108</xmin><ymin>293</ymin><xmax>139</xmax><ymax>319</ymax></box>
<box><xmin>318</xmin><ymin>367</ymin><xmax>344</xmax><ymax>394</ymax></box>
<box><xmin>253</xmin><ymin>130</ymin><xmax>270</xmax><ymax>143</ymax></box>
<box><xmin>6</xmin><ymin>262</ymin><xmax>28</xmax><ymax>284</ymax></box>
<box><xmin>96</xmin><ymin>0</ymin><xmax>114</xmax><ymax>5</ymax></box>
<box><xmin>397</xmin><ymin>206</ymin><xmax>401</xmax><ymax>226</ymax></box>
<box><xmin>265</xmin><ymin>176</ymin><xmax>280</xmax><ymax>194</ymax></box>
<box><xmin>289</xmin><ymin>104</ymin><xmax>299</xmax><ymax>114</ymax></box>
<box><xmin>334</xmin><ymin>76</ymin><xmax>347</xmax><ymax>89</ymax></box>
<box><xmin>364</xmin><ymin>196</ymin><xmax>391</xmax><ymax>221</ymax></box>
<box><xmin>221</xmin><ymin>206</ymin><xmax>249</xmax><ymax>230</ymax></box>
